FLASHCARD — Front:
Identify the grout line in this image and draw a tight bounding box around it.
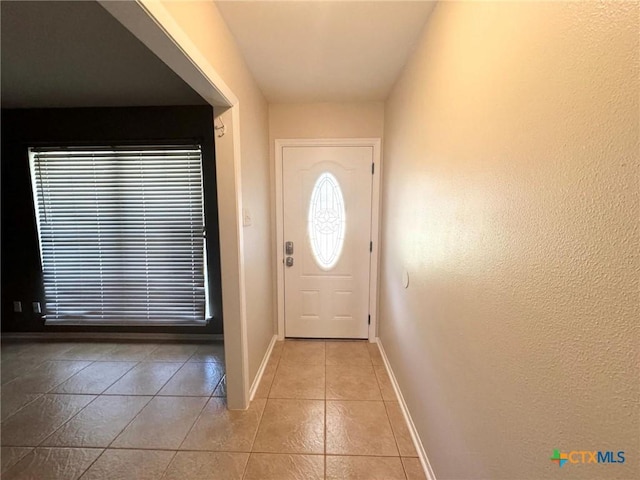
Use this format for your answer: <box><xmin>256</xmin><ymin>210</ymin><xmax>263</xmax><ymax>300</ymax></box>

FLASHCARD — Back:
<box><xmin>25</xmin><ymin>446</ymin><xmax>412</xmax><ymax>457</ymax></box>
<box><xmin>158</xmin><ymin>450</ymin><xmax>179</xmax><ymax>480</ymax></box>
<box><xmin>74</xmin><ymin>446</ymin><xmax>107</xmax><ymax>478</ymax></box>
<box><xmin>1</xmin><ymin>357</ymin><xmax>50</xmax><ymax>382</ymax></box>
<box><xmin>400</xmin><ymin>456</ymin><xmax>410</xmax><ymax>480</ymax></box>
<box><xmin>383</xmin><ymin>400</ymin><xmax>405</xmax><ymax>463</ymax></box>
<box><xmin>370</xmin><ymin>343</ymin><xmax>403</xmax><ymax>459</ymax></box>
<box><xmin>6</xmin><ymin>446</ymin><xmax>103</xmax><ymax>451</ymax></box>
<box><xmin>247</xmin><ymin>397</ymin><xmax>268</xmax><ymax>459</ymax></box>
<box><xmin>0</xmin><ymin>447</ymin><xmax>413</xmax><ymax>458</ymax></box>
<box><xmin>324</xmin><ymin>340</ymin><xmax>327</xmax><ymax>477</ymax></box>
<box><xmin>367</xmin><ymin>343</ymin><xmax>406</xmax><ymax>454</ymax></box>
<box><xmin>209</xmin><ymin>373</ymin><xmax>224</xmax><ymax>399</ymax></box>
<box><xmin>264</xmin><ymin>345</ymin><xmax>281</xmax><ymax>399</ymax></box>
<box><xmin>123</xmin><ymin>360</ymin><xmax>186</xmax><ymax>396</ymax></box>
<box><xmin>156</xmin><ymin>361</ymin><xmax>191</xmax><ymax>396</ymax></box>
<box><xmin>104</xmin><ymin>393</ymin><xmax>156</xmax><ymax>449</ymax></box>
<box><xmin>175</xmin><ymin>395</ymin><xmax>210</xmax><ymax>452</ymax></box>
<box><xmin>246</xmin><ymin>447</ymin><xmax>325</xmax><ymax>455</ymax></box>
<box><xmin>42</xmin><ymin>359</ymin><xmax>96</xmax><ymax>394</ymax></box>
<box><xmin>35</xmin><ymin>393</ymin><xmax>101</xmax><ymax>448</ymax></box>
<box><xmin>182</xmin><ymin>345</ymin><xmax>199</xmax><ymax>364</ymax></box>
<box><xmin>240</xmin><ymin>450</ymin><xmax>252</xmax><ymax>480</ymax></box>
<box><xmin>57</xmin><ymin>360</ymin><xmax>141</xmax><ymax>395</ymax></box>
<box><xmin>0</xmin><ymin>393</ymin><xmax>44</xmax><ymax>424</ymax></box>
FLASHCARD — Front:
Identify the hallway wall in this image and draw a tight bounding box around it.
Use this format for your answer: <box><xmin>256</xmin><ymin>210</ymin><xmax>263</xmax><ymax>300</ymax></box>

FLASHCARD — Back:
<box><xmin>269</xmin><ymin>102</ymin><xmax>384</xmax><ymax>140</ymax></box>
<box><xmin>159</xmin><ymin>1</ymin><xmax>273</xmax><ymax>386</ymax></box>
<box><xmin>380</xmin><ymin>2</ymin><xmax>639</xmax><ymax>478</ymax></box>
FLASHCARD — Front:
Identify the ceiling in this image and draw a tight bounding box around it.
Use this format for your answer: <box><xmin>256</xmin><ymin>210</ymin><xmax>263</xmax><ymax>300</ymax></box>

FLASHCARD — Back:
<box><xmin>1</xmin><ymin>1</ymin><xmax>437</xmax><ymax>108</ymax></box>
<box><xmin>1</xmin><ymin>1</ymin><xmax>207</xmax><ymax>109</ymax></box>
<box><xmin>216</xmin><ymin>0</ymin><xmax>436</xmax><ymax>103</ymax></box>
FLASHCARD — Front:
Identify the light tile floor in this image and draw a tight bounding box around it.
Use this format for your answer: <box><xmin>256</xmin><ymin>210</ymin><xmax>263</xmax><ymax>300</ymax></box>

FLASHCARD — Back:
<box><xmin>0</xmin><ymin>339</ymin><xmax>426</xmax><ymax>479</ymax></box>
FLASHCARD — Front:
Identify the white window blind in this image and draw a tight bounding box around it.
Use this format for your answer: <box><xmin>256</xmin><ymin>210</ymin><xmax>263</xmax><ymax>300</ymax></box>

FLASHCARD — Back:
<box><xmin>29</xmin><ymin>145</ymin><xmax>207</xmax><ymax>325</ymax></box>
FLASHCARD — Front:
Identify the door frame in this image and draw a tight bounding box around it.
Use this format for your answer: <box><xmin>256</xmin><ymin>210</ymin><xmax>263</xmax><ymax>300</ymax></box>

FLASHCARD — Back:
<box><xmin>275</xmin><ymin>138</ymin><xmax>382</xmax><ymax>342</ymax></box>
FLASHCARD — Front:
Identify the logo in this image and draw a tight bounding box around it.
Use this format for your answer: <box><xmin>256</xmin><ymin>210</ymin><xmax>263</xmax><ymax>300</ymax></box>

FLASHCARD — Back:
<box><xmin>550</xmin><ymin>450</ymin><xmax>568</xmax><ymax>467</ymax></box>
<box><xmin>550</xmin><ymin>449</ymin><xmax>625</xmax><ymax>467</ymax></box>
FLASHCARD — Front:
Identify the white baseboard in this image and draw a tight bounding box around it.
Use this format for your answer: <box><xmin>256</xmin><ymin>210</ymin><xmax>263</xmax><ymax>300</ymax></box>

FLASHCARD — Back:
<box><xmin>249</xmin><ymin>334</ymin><xmax>278</xmax><ymax>401</ymax></box>
<box><xmin>376</xmin><ymin>337</ymin><xmax>437</xmax><ymax>480</ymax></box>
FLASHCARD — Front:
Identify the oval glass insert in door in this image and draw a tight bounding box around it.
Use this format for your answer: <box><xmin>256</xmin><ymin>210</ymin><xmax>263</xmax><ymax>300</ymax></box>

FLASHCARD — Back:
<box><xmin>308</xmin><ymin>172</ymin><xmax>345</xmax><ymax>270</ymax></box>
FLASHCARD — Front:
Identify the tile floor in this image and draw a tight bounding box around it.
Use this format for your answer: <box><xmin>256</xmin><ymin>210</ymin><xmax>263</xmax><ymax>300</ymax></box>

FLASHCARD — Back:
<box><xmin>0</xmin><ymin>339</ymin><xmax>425</xmax><ymax>479</ymax></box>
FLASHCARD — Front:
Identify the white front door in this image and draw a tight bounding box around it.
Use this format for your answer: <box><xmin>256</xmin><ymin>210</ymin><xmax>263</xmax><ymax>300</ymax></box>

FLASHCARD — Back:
<box><xmin>282</xmin><ymin>145</ymin><xmax>373</xmax><ymax>338</ymax></box>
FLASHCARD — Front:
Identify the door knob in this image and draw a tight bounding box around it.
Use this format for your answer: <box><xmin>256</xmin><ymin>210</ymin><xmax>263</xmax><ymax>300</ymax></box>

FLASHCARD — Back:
<box><xmin>286</xmin><ymin>257</ymin><xmax>294</xmax><ymax>267</ymax></box>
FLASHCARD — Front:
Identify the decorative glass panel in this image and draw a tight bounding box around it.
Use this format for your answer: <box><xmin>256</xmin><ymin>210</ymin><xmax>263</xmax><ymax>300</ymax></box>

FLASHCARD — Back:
<box><xmin>308</xmin><ymin>172</ymin><xmax>345</xmax><ymax>270</ymax></box>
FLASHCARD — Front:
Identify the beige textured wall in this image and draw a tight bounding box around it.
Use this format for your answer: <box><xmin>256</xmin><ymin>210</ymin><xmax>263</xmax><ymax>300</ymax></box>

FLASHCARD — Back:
<box><xmin>269</xmin><ymin>102</ymin><xmax>384</xmax><ymax>140</ymax></box>
<box><xmin>381</xmin><ymin>1</ymin><xmax>639</xmax><ymax>479</ymax></box>
<box><xmin>160</xmin><ymin>1</ymin><xmax>273</xmax><ymax>383</ymax></box>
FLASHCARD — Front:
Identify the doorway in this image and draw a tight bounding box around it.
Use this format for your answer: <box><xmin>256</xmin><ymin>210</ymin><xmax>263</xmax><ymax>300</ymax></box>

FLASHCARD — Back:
<box><xmin>276</xmin><ymin>139</ymin><xmax>381</xmax><ymax>340</ymax></box>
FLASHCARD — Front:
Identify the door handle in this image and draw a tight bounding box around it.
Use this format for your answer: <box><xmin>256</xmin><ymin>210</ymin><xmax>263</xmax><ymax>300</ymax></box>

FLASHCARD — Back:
<box><xmin>286</xmin><ymin>257</ymin><xmax>294</xmax><ymax>267</ymax></box>
<box><xmin>285</xmin><ymin>241</ymin><xmax>294</xmax><ymax>255</ymax></box>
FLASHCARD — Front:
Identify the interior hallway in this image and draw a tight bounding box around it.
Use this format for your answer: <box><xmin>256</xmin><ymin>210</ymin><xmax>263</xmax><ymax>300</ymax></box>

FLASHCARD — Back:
<box><xmin>1</xmin><ymin>1</ymin><xmax>637</xmax><ymax>478</ymax></box>
<box><xmin>1</xmin><ymin>339</ymin><xmax>424</xmax><ymax>479</ymax></box>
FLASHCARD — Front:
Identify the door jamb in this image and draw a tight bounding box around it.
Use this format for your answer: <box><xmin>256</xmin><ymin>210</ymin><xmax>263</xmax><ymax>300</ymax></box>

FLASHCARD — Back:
<box><xmin>274</xmin><ymin>138</ymin><xmax>382</xmax><ymax>342</ymax></box>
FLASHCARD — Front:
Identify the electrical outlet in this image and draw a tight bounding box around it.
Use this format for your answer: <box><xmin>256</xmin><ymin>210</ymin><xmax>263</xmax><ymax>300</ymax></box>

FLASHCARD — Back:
<box><xmin>13</xmin><ymin>301</ymin><xmax>22</xmax><ymax>313</ymax></box>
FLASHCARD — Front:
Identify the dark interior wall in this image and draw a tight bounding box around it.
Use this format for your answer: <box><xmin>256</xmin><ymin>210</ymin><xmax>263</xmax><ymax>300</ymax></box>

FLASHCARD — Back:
<box><xmin>1</xmin><ymin>106</ymin><xmax>223</xmax><ymax>334</ymax></box>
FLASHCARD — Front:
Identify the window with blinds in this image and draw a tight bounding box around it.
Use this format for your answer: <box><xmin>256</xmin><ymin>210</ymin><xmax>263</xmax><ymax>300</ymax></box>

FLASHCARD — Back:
<box><xmin>28</xmin><ymin>145</ymin><xmax>208</xmax><ymax>325</ymax></box>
